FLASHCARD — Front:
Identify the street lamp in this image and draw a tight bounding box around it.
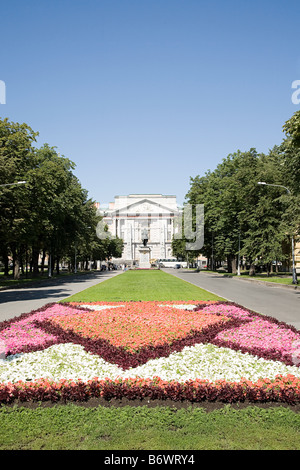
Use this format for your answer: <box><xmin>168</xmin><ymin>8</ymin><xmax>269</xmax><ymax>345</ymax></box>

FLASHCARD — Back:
<box><xmin>0</xmin><ymin>181</ymin><xmax>27</xmax><ymax>187</ymax></box>
<box><xmin>257</xmin><ymin>182</ymin><xmax>291</xmax><ymax>194</ymax></box>
<box><xmin>257</xmin><ymin>182</ymin><xmax>298</xmax><ymax>284</ymax></box>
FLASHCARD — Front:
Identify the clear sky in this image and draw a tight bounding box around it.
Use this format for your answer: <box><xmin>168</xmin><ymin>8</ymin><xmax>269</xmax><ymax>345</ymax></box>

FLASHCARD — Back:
<box><xmin>1</xmin><ymin>0</ymin><xmax>300</xmax><ymax>206</ymax></box>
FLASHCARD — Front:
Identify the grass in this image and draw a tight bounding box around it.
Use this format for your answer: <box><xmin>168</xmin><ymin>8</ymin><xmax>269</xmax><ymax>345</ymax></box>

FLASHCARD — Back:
<box><xmin>199</xmin><ymin>269</ymin><xmax>296</xmax><ymax>285</ymax></box>
<box><xmin>1</xmin><ymin>268</ymin><xmax>300</xmax><ymax>450</ymax></box>
<box><xmin>0</xmin><ymin>403</ymin><xmax>300</xmax><ymax>450</ymax></box>
<box><xmin>252</xmin><ymin>276</ymin><xmax>295</xmax><ymax>285</ymax></box>
<box><xmin>63</xmin><ymin>269</ymin><xmax>224</xmax><ymax>302</ymax></box>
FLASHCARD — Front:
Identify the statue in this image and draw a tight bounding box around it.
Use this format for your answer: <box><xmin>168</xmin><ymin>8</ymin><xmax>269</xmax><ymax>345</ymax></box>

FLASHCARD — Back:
<box><xmin>141</xmin><ymin>228</ymin><xmax>148</xmax><ymax>246</ymax></box>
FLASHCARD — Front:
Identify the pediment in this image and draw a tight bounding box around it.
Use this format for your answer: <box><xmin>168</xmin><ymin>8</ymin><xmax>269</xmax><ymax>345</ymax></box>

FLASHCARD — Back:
<box><xmin>111</xmin><ymin>198</ymin><xmax>178</xmax><ymax>215</ymax></box>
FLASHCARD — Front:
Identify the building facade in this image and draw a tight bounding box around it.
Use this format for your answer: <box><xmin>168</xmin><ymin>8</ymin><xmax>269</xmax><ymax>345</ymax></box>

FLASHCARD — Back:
<box><xmin>96</xmin><ymin>194</ymin><xmax>182</xmax><ymax>265</ymax></box>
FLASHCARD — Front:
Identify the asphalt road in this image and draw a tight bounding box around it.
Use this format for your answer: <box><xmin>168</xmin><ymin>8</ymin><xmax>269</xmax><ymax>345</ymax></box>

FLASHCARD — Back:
<box><xmin>163</xmin><ymin>268</ymin><xmax>300</xmax><ymax>330</ymax></box>
<box><xmin>0</xmin><ymin>270</ymin><xmax>123</xmax><ymax>322</ymax></box>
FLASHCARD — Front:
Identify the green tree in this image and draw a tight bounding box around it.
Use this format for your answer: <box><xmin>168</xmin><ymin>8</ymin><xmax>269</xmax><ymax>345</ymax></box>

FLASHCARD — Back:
<box><xmin>282</xmin><ymin>110</ymin><xmax>300</xmax><ymax>148</ymax></box>
<box><xmin>27</xmin><ymin>144</ymin><xmax>100</xmax><ymax>276</ymax></box>
<box><xmin>0</xmin><ymin>118</ymin><xmax>38</xmax><ymax>278</ymax></box>
<box><xmin>0</xmin><ymin>118</ymin><xmax>124</xmax><ymax>279</ymax></box>
<box><xmin>186</xmin><ymin>150</ymin><xmax>261</xmax><ymax>272</ymax></box>
<box><xmin>186</xmin><ymin>148</ymin><xmax>289</xmax><ymax>275</ymax></box>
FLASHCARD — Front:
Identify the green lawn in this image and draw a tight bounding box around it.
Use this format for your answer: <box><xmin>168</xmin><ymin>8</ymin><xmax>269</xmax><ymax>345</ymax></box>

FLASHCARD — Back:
<box><xmin>63</xmin><ymin>269</ymin><xmax>224</xmax><ymax>302</ymax></box>
<box><xmin>1</xmin><ymin>403</ymin><xmax>300</xmax><ymax>450</ymax></box>
<box><xmin>1</xmin><ymin>268</ymin><xmax>300</xmax><ymax>451</ymax></box>
<box><xmin>252</xmin><ymin>276</ymin><xmax>295</xmax><ymax>285</ymax></box>
<box><xmin>200</xmin><ymin>269</ymin><xmax>295</xmax><ymax>285</ymax></box>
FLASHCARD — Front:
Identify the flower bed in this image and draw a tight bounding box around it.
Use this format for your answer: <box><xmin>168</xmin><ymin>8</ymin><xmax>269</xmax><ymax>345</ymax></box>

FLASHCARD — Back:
<box><xmin>1</xmin><ymin>300</ymin><xmax>300</xmax><ymax>404</ymax></box>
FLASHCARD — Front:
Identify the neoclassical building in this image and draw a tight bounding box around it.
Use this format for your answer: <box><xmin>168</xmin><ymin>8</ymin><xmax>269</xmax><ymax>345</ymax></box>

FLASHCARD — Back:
<box><xmin>96</xmin><ymin>194</ymin><xmax>182</xmax><ymax>265</ymax></box>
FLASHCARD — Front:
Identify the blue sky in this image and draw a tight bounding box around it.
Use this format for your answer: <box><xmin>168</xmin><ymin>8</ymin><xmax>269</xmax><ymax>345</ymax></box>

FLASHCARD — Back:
<box><xmin>1</xmin><ymin>0</ymin><xmax>300</xmax><ymax>206</ymax></box>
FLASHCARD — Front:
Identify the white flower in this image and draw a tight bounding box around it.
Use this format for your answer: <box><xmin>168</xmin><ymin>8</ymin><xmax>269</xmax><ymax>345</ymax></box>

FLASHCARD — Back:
<box><xmin>0</xmin><ymin>343</ymin><xmax>123</xmax><ymax>383</ymax></box>
<box><xmin>80</xmin><ymin>305</ymin><xmax>125</xmax><ymax>311</ymax></box>
<box><xmin>158</xmin><ymin>304</ymin><xmax>197</xmax><ymax>310</ymax></box>
<box><xmin>0</xmin><ymin>341</ymin><xmax>299</xmax><ymax>385</ymax></box>
<box><xmin>122</xmin><ymin>343</ymin><xmax>300</xmax><ymax>383</ymax></box>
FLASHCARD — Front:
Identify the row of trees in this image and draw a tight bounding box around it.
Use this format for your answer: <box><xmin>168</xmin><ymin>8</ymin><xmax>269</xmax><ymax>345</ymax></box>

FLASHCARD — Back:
<box><xmin>0</xmin><ymin>118</ymin><xmax>123</xmax><ymax>279</ymax></box>
<box><xmin>172</xmin><ymin>111</ymin><xmax>300</xmax><ymax>276</ymax></box>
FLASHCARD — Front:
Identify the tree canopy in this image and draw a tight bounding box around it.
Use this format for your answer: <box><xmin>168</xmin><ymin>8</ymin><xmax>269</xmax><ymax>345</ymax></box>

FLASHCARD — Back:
<box><xmin>180</xmin><ymin>112</ymin><xmax>300</xmax><ymax>275</ymax></box>
<box><xmin>0</xmin><ymin>117</ymin><xmax>123</xmax><ymax>278</ymax></box>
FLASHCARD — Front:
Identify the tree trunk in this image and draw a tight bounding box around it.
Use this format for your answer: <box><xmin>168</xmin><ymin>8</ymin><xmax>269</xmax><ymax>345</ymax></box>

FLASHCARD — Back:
<box><xmin>20</xmin><ymin>254</ymin><xmax>24</xmax><ymax>275</ymax></box>
<box><xmin>19</xmin><ymin>245</ymin><xmax>25</xmax><ymax>275</ymax></box>
<box><xmin>231</xmin><ymin>256</ymin><xmax>237</xmax><ymax>275</ymax></box>
<box><xmin>32</xmin><ymin>247</ymin><xmax>40</xmax><ymax>277</ymax></box>
<box><xmin>14</xmin><ymin>258</ymin><xmax>20</xmax><ymax>280</ymax></box>
<box><xmin>41</xmin><ymin>249</ymin><xmax>46</xmax><ymax>275</ymax></box>
<box><xmin>3</xmin><ymin>255</ymin><xmax>9</xmax><ymax>276</ymax></box>
<box><xmin>227</xmin><ymin>255</ymin><xmax>232</xmax><ymax>273</ymax></box>
<box><xmin>51</xmin><ymin>255</ymin><xmax>55</xmax><ymax>275</ymax></box>
<box><xmin>249</xmin><ymin>263</ymin><xmax>256</xmax><ymax>276</ymax></box>
<box><xmin>11</xmin><ymin>247</ymin><xmax>20</xmax><ymax>280</ymax></box>
<box><xmin>25</xmin><ymin>246</ymin><xmax>28</xmax><ymax>278</ymax></box>
<box><xmin>56</xmin><ymin>257</ymin><xmax>60</xmax><ymax>275</ymax></box>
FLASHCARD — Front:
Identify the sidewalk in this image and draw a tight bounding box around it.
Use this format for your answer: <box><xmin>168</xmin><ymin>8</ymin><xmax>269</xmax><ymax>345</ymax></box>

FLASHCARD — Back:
<box><xmin>0</xmin><ymin>270</ymin><xmax>103</xmax><ymax>291</ymax></box>
<box><xmin>0</xmin><ymin>270</ymin><xmax>123</xmax><ymax>322</ymax></box>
